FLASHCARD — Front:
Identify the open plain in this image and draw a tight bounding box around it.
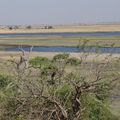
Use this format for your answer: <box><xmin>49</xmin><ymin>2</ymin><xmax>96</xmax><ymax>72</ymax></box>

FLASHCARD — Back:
<box><xmin>0</xmin><ymin>24</ymin><xmax>120</xmax><ymax>119</ymax></box>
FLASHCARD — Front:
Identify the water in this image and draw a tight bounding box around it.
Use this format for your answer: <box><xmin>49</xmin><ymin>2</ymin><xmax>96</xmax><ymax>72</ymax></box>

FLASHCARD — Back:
<box><xmin>2</xmin><ymin>32</ymin><xmax>120</xmax><ymax>53</ymax></box>
<box><xmin>1</xmin><ymin>32</ymin><xmax>120</xmax><ymax>37</ymax></box>
<box><xmin>6</xmin><ymin>46</ymin><xmax>120</xmax><ymax>53</ymax></box>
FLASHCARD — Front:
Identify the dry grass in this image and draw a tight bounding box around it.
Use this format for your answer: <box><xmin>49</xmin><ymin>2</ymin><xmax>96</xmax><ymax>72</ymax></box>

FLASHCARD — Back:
<box><xmin>1</xmin><ymin>24</ymin><xmax>120</xmax><ymax>33</ymax></box>
<box><xmin>0</xmin><ymin>51</ymin><xmax>120</xmax><ymax>62</ymax></box>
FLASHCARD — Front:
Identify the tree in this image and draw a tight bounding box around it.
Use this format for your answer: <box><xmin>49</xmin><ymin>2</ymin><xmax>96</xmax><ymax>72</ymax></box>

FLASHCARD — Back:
<box><xmin>26</xmin><ymin>25</ymin><xmax>32</xmax><ymax>29</ymax></box>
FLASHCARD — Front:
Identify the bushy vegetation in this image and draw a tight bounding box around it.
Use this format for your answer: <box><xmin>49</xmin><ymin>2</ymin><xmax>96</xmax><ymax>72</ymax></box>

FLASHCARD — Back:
<box><xmin>67</xmin><ymin>57</ymin><xmax>81</xmax><ymax>66</ymax></box>
<box><xmin>29</xmin><ymin>57</ymin><xmax>50</xmax><ymax>68</ymax></box>
<box><xmin>0</xmin><ymin>53</ymin><xmax>119</xmax><ymax>120</ymax></box>
<box><xmin>0</xmin><ymin>74</ymin><xmax>11</xmax><ymax>89</ymax></box>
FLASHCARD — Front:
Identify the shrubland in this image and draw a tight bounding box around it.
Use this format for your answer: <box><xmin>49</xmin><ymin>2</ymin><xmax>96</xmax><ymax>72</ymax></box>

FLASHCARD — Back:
<box><xmin>0</xmin><ymin>52</ymin><xmax>120</xmax><ymax>120</ymax></box>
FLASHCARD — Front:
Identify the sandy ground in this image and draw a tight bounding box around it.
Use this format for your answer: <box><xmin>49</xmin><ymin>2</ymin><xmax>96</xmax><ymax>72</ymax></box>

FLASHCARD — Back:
<box><xmin>1</xmin><ymin>24</ymin><xmax>120</xmax><ymax>33</ymax></box>
<box><xmin>0</xmin><ymin>51</ymin><xmax>120</xmax><ymax>62</ymax></box>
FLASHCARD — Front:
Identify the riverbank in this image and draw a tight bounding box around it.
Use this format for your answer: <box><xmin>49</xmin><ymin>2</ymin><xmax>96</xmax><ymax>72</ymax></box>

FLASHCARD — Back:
<box><xmin>0</xmin><ymin>51</ymin><xmax>119</xmax><ymax>62</ymax></box>
<box><xmin>1</xmin><ymin>24</ymin><xmax>120</xmax><ymax>34</ymax></box>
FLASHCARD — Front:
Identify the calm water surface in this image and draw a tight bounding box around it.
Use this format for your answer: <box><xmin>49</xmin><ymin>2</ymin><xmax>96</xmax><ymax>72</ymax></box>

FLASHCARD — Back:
<box><xmin>6</xmin><ymin>46</ymin><xmax>120</xmax><ymax>54</ymax></box>
<box><xmin>1</xmin><ymin>32</ymin><xmax>120</xmax><ymax>37</ymax></box>
<box><xmin>2</xmin><ymin>32</ymin><xmax>120</xmax><ymax>53</ymax></box>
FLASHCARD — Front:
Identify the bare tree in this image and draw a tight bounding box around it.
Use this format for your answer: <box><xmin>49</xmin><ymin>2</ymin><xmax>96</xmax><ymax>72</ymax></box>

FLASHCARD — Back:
<box><xmin>18</xmin><ymin>45</ymin><xmax>33</xmax><ymax>69</ymax></box>
<box><xmin>10</xmin><ymin>46</ymin><xmax>33</xmax><ymax>71</ymax></box>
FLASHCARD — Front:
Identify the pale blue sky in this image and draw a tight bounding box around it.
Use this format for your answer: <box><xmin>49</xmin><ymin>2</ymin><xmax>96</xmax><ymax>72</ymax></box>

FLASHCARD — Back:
<box><xmin>0</xmin><ymin>0</ymin><xmax>120</xmax><ymax>25</ymax></box>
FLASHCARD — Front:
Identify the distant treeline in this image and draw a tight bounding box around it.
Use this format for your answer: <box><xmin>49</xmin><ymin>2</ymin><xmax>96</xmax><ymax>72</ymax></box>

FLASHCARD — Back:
<box><xmin>0</xmin><ymin>25</ymin><xmax>54</xmax><ymax>30</ymax></box>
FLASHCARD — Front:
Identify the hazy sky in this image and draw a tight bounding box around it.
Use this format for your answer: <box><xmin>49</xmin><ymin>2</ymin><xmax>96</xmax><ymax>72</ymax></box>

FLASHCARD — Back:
<box><xmin>0</xmin><ymin>0</ymin><xmax>120</xmax><ymax>25</ymax></box>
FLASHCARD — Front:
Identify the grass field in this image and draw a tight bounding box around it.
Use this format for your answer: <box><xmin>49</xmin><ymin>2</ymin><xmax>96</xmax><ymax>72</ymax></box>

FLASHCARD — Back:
<box><xmin>0</xmin><ymin>36</ymin><xmax>120</xmax><ymax>50</ymax></box>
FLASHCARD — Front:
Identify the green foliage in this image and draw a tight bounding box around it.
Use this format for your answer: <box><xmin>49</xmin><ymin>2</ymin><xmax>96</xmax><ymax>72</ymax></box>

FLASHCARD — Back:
<box><xmin>29</xmin><ymin>57</ymin><xmax>50</xmax><ymax>68</ymax></box>
<box><xmin>0</xmin><ymin>53</ymin><xmax>119</xmax><ymax>120</ymax></box>
<box><xmin>16</xmin><ymin>115</ymin><xmax>25</xmax><ymax>120</ymax></box>
<box><xmin>56</xmin><ymin>85</ymin><xmax>72</xmax><ymax>101</ymax></box>
<box><xmin>42</xmin><ymin>64</ymin><xmax>57</xmax><ymax>75</ymax></box>
<box><xmin>67</xmin><ymin>57</ymin><xmax>81</xmax><ymax>66</ymax></box>
<box><xmin>52</xmin><ymin>53</ymin><xmax>69</xmax><ymax>62</ymax></box>
<box><xmin>0</xmin><ymin>98</ymin><xmax>25</xmax><ymax>120</ymax></box>
<box><xmin>0</xmin><ymin>74</ymin><xmax>16</xmax><ymax>104</ymax></box>
<box><xmin>95</xmin><ymin>82</ymin><xmax>111</xmax><ymax>102</ymax></box>
<box><xmin>0</xmin><ymin>74</ymin><xmax>11</xmax><ymax>89</ymax></box>
<box><xmin>82</xmin><ymin>94</ymin><xmax>119</xmax><ymax>120</ymax></box>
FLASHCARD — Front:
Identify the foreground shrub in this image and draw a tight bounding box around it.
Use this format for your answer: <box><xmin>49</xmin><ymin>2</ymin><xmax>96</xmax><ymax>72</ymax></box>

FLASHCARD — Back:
<box><xmin>0</xmin><ymin>53</ymin><xmax>119</xmax><ymax>120</ymax></box>
<box><xmin>81</xmin><ymin>94</ymin><xmax>119</xmax><ymax>120</ymax></box>
<box><xmin>0</xmin><ymin>74</ymin><xmax>12</xmax><ymax>89</ymax></box>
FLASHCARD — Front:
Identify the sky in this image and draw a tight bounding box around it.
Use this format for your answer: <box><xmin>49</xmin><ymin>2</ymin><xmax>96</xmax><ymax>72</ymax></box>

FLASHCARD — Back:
<box><xmin>0</xmin><ymin>0</ymin><xmax>120</xmax><ymax>25</ymax></box>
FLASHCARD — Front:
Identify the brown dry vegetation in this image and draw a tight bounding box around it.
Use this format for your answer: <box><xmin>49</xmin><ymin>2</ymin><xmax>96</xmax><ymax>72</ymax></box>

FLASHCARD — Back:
<box><xmin>1</xmin><ymin>24</ymin><xmax>120</xmax><ymax>33</ymax></box>
<box><xmin>0</xmin><ymin>52</ymin><xmax>120</xmax><ymax>120</ymax></box>
<box><xmin>0</xmin><ymin>51</ymin><xmax>120</xmax><ymax>62</ymax></box>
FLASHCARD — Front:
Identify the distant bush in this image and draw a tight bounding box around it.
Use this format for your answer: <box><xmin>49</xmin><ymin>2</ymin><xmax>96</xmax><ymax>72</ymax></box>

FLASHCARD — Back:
<box><xmin>14</xmin><ymin>26</ymin><xmax>19</xmax><ymax>29</ymax></box>
<box><xmin>67</xmin><ymin>57</ymin><xmax>81</xmax><ymax>66</ymax></box>
<box><xmin>44</xmin><ymin>25</ymin><xmax>53</xmax><ymax>29</ymax></box>
<box><xmin>8</xmin><ymin>26</ymin><xmax>13</xmax><ymax>30</ymax></box>
<box><xmin>48</xmin><ymin>26</ymin><xmax>53</xmax><ymax>29</ymax></box>
<box><xmin>52</xmin><ymin>53</ymin><xmax>69</xmax><ymax>62</ymax></box>
<box><xmin>26</xmin><ymin>25</ymin><xmax>32</xmax><ymax>29</ymax></box>
<box><xmin>29</xmin><ymin>57</ymin><xmax>50</xmax><ymax>68</ymax></box>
